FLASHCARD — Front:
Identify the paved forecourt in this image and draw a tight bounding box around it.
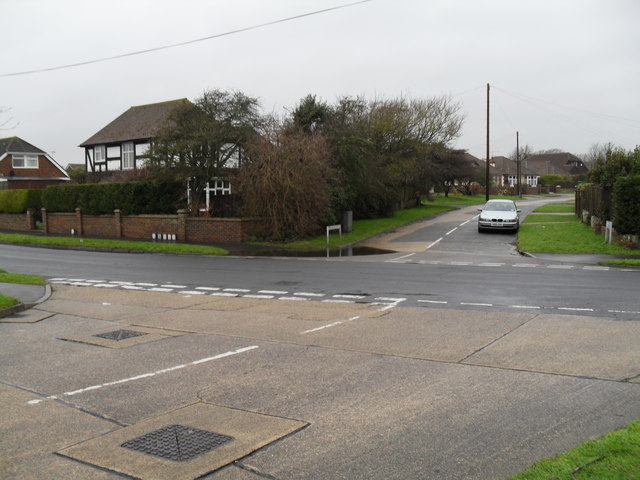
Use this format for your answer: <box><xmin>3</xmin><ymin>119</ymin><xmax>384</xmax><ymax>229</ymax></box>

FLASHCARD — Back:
<box><xmin>1</xmin><ymin>285</ymin><xmax>638</xmax><ymax>479</ymax></box>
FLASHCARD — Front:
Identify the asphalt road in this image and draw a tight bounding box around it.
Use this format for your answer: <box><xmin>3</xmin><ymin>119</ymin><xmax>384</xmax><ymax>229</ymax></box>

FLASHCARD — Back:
<box><xmin>1</xmin><ymin>196</ymin><xmax>639</xmax><ymax>479</ymax></box>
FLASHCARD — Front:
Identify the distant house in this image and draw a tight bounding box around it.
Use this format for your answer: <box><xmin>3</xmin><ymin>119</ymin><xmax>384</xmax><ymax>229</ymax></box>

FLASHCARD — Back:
<box><xmin>524</xmin><ymin>152</ymin><xmax>589</xmax><ymax>177</ymax></box>
<box><xmin>0</xmin><ymin>136</ymin><xmax>70</xmax><ymax>189</ymax></box>
<box><xmin>79</xmin><ymin>99</ymin><xmax>189</xmax><ymax>173</ymax></box>
<box><xmin>487</xmin><ymin>156</ymin><xmax>540</xmax><ymax>188</ymax></box>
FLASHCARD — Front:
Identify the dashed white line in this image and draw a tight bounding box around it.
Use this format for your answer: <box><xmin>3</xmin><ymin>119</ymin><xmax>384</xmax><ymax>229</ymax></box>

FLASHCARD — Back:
<box><xmin>279</xmin><ymin>296</ymin><xmax>308</xmax><ymax>301</ymax></box>
<box><xmin>242</xmin><ymin>294</ymin><xmax>274</xmax><ymax>299</ymax></box>
<box><xmin>547</xmin><ymin>265</ymin><xmax>573</xmax><ymax>269</ymax></box>
<box><xmin>224</xmin><ymin>288</ymin><xmax>251</xmax><ymax>293</ymax></box>
<box><xmin>196</xmin><ymin>287</ymin><xmax>220</xmax><ymax>291</ymax></box>
<box><xmin>161</xmin><ymin>284</ymin><xmax>186</xmax><ymax>289</ymax></box>
<box><xmin>178</xmin><ymin>290</ymin><xmax>206</xmax><ymax>295</ymax></box>
<box><xmin>460</xmin><ymin>220</ymin><xmax>471</xmax><ymax>226</ymax></box>
<box><xmin>460</xmin><ymin>302</ymin><xmax>493</xmax><ymax>307</ymax></box>
<box><xmin>583</xmin><ymin>266</ymin><xmax>610</xmax><ymax>271</ymax></box>
<box><xmin>418</xmin><ymin>300</ymin><xmax>448</xmax><ymax>304</ymax></box>
<box><xmin>513</xmin><ymin>264</ymin><xmax>537</xmax><ymax>268</ymax></box>
<box><xmin>259</xmin><ymin>290</ymin><xmax>288</xmax><ymax>295</ymax></box>
<box><xmin>294</xmin><ymin>292</ymin><xmax>325</xmax><ymax>297</ymax></box>
<box><xmin>333</xmin><ymin>294</ymin><xmax>366</xmax><ymax>299</ymax></box>
<box><xmin>478</xmin><ymin>263</ymin><xmax>504</xmax><ymax>267</ymax></box>
<box><xmin>510</xmin><ymin>305</ymin><xmax>541</xmax><ymax>309</ymax></box>
<box><xmin>557</xmin><ymin>307</ymin><xmax>594</xmax><ymax>312</ymax></box>
<box><xmin>445</xmin><ymin>227</ymin><xmax>458</xmax><ymax>236</ymax></box>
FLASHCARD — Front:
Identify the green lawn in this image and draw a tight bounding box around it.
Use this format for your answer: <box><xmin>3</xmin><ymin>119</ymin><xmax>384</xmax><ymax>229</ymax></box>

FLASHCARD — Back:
<box><xmin>508</xmin><ymin>417</ymin><xmax>640</xmax><ymax>480</ymax></box>
<box><xmin>0</xmin><ymin>233</ymin><xmax>228</xmax><ymax>255</ymax></box>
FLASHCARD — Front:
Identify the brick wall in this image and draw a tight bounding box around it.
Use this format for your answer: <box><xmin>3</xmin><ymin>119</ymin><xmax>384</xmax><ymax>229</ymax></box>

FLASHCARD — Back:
<box><xmin>0</xmin><ymin>208</ymin><xmax>261</xmax><ymax>244</ymax></box>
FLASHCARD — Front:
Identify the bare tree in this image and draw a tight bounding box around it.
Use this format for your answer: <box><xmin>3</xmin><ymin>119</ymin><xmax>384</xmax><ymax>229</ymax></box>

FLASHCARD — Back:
<box><xmin>236</xmin><ymin>117</ymin><xmax>338</xmax><ymax>240</ymax></box>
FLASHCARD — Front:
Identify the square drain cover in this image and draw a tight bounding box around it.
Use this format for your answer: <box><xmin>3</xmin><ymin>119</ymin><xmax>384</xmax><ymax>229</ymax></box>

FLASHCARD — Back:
<box><xmin>121</xmin><ymin>424</ymin><xmax>234</xmax><ymax>462</ymax></box>
<box><xmin>94</xmin><ymin>329</ymin><xmax>147</xmax><ymax>341</ymax></box>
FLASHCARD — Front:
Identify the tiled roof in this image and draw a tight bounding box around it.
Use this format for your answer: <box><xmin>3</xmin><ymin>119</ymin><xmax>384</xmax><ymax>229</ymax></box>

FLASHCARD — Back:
<box><xmin>524</xmin><ymin>153</ymin><xmax>589</xmax><ymax>175</ymax></box>
<box><xmin>488</xmin><ymin>156</ymin><xmax>538</xmax><ymax>176</ymax></box>
<box><xmin>79</xmin><ymin>99</ymin><xmax>190</xmax><ymax>147</ymax></box>
<box><xmin>0</xmin><ymin>136</ymin><xmax>46</xmax><ymax>155</ymax></box>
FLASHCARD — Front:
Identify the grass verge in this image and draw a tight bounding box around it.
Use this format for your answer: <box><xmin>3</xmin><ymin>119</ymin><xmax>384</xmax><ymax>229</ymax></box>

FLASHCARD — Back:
<box><xmin>0</xmin><ymin>294</ymin><xmax>20</xmax><ymax>309</ymax></box>
<box><xmin>523</xmin><ymin>214</ymin><xmax>578</xmax><ymax>224</ymax></box>
<box><xmin>287</xmin><ymin>205</ymin><xmax>455</xmax><ymax>248</ymax></box>
<box><xmin>517</xmin><ymin>221</ymin><xmax>637</xmax><ymax>255</ymax></box>
<box><xmin>0</xmin><ymin>268</ymin><xmax>46</xmax><ymax>285</ymax></box>
<box><xmin>533</xmin><ymin>202</ymin><xmax>575</xmax><ymax>213</ymax></box>
<box><xmin>0</xmin><ymin>233</ymin><xmax>228</xmax><ymax>256</ymax></box>
<box><xmin>508</xmin><ymin>417</ymin><xmax>640</xmax><ymax>480</ymax></box>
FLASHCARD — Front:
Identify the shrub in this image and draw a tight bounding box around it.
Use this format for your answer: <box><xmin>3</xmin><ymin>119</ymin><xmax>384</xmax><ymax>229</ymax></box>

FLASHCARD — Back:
<box><xmin>0</xmin><ymin>189</ymin><xmax>42</xmax><ymax>213</ymax></box>
<box><xmin>42</xmin><ymin>180</ymin><xmax>184</xmax><ymax>215</ymax></box>
<box><xmin>613</xmin><ymin>175</ymin><xmax>640</xmax><ymax>235</ymax></box>
<box><xmin>539</xmin><ymin>174</ymin><xmax>565</xmax><ymax>186</ymax></box>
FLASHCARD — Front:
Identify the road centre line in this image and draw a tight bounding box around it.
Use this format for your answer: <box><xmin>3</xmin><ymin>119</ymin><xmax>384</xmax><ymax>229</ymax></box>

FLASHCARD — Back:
<box><xmin>510</xmin><ymin>305</ymin><xmax>541</xmax><ymax>309</ymax></box>
<box><xmin>259</xmin><ymin>290</ymin><xmax>288</xmax><ymax>295</ymax></box>
<box><xmin>460</xmin><ymin>302</ymin><xmax>493</xmax><ymax>307</ymax></box>
<box><xmin>445</xmin><ymin>227</ymin><xmax>458</xmax><ymax>236</ymax></box>
<box><xmin>460</xmin><ymin>220</ymin><xmax>471</xmax><ymax>226</ymax></box>
<box><xmin>558</xmin><ymin>307</ymin><xmax>595</xmax><ymax>312</ymax></box>
<box><xmin>28</xmin><ymin>346</ymin><xmax>259</xmax><ymax>404</ymax></box>
<box><xmin>418</xmin><ymin>300</ymin><xmax>448</xmax><ymax>304</ymax></box>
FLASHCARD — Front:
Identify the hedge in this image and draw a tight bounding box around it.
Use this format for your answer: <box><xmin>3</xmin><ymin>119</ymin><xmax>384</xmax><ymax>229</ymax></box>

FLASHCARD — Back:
<box><xmin>42</xmin><ymin>180</ymin><xmax>184</xmax><ymax>215</ymax></box>
<box><xmin>0</xmin><ymin>189</ymin><xmax>42</xmax><ymax>213</ymax></box>
<box><xmin>613</xmin><ymin>175</ymin><xmax>640</xmax><ymax>235</ymax></box>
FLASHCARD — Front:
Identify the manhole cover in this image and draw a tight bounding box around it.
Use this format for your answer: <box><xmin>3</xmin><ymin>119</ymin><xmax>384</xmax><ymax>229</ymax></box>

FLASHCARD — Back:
<box><xmin>121</xmin><ymin>424</ymin><xmax>233</xmax><ymax>462</ymax></box>
<box><xmin>94</xmin><ymin>330</ymin><xmax>147</xmax><ymax>341</ymax></box>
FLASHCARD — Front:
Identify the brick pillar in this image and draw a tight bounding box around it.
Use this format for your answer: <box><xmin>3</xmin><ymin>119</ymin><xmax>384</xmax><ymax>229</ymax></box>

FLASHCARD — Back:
<box><xmin>75</xmin><ymin>208</ymin><xmax>83</xmax><ymax>235</ymax></box>
<box><xmin>41</xmin><ymin>208</ymin><xmax>49</xmax><ymax>234</ymax></box>
<box><xmin>26</xmin><ymin>208</ymin><xmax>36</xmax><ymax>230</ymax></box>
<box><xmin>114</xmin><ymin>209</ymin><xmax>122</xmax><ymax>238</ymax></box>
<box><xmin>177</xmin><ymin>209</ymin><xmax>188</xmax><ymax>242</ymax></box>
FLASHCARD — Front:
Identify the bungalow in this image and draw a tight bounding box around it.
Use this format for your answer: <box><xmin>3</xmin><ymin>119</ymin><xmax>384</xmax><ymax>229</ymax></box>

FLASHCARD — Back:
<box><xmin>486</xmin><ymin>156</ymin><xmax>540</xmax><ymax>188</ymax></box>
<box><xmin>523</xmin><ymin>152</ymin><xmax>589</xmax><ymax>176</ymax></box>
<box><xmin>0</xmin><ymin>136</ymin><xmax>69</xmax><ymax>189</ymax></box>
<box><xmin>79</xmin><ymin>99</ymin><xmax>189</xmax><ymax>173</ymax></box>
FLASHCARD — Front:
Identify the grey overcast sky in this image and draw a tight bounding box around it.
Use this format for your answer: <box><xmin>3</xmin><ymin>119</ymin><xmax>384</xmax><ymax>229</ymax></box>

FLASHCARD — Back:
<box><xmin>2</xmin><ymin>0</ymin><xmax>639</xmax><ymax>166</ymax></box>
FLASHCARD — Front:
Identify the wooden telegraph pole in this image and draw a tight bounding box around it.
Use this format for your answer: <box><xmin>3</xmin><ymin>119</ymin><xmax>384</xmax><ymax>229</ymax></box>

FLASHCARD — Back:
<box><xmin>516</xmin><ymin>131</ymin><xmax>521</xmax><ymax>198</ymax></box>
<box><xmin>485</xmin><ymin>83</ymin><xmax>490</xmax><ymax>201</ymax></box>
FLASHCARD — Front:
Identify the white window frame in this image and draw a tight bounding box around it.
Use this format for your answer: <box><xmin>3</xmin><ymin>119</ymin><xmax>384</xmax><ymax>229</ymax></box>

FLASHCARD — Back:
<box><xmin>94</xmin><ymin>145</ymin><xmax>105</xmax><ymax>163</ymax></box>
<box><xmin>122</xmin><ymin>142</ymin><xmax>134</xmax><ymax>170</ymax></box>
<box><xmin>526</xmin><ymin>175</ymin><xmax>538</xmax><ymax>187</ymax></box>
<box><xmin>12</xmin><ymin>154</ymin><xmax>39</xmax><ymax>169</ymax></box>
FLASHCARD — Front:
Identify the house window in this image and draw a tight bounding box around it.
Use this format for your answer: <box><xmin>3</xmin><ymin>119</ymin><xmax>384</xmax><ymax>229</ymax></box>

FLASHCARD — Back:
<box><xmin>526</xmin><ymin>176</ymin><xmax>538</xmax><ymax>187</ymax></box>
<box><xmin>122</xmin><ymin>142</ymin><xmax>134</xmax><ymax>170</ymax></box>
<box><xmin>94</xmin><ymin>145</ymin><xmax>105</xmax><ymax>163</ymax></box>
<box><xmin>507</xmin><ymin>175</ymin><xmax>517</xmax><ymax>187</ymax></box>
<box><xmin>12</xmin><ymin>154</ymin><xmax>39</xmax><ymax>168</ymax></box>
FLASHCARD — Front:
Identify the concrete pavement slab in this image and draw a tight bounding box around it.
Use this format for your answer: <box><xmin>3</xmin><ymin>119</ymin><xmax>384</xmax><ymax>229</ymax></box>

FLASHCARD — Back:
<box><xmin>464</xmin><ymin>313</ymin><xmax>640</xmax><ymax>380</ymax></box>
<box><xmin>57</xmin><ymin>402</ymin><xmax>307</xmax><ymax>480</ymax></box>
<box><xmin>0</xmin><ymin>383</ymin><xmax>118</xmax><ymax>479</ymax></box>
<box><xmin>58</xmin><ymin>325</ymin><xmax>185</xmax><ymax>349</ymax></box>
<box><xmin>199</xmin><ymin>342</ymin><xmax>640</xmax><ymax>480</ymax></box>
<box><xmin>35</xmin><ymin>298</ymin><xmax>168</xmax><ymax>322</ymax></box>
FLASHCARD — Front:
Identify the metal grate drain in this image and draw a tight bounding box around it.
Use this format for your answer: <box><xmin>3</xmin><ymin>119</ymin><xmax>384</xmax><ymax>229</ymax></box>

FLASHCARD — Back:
<box><xmin>94</xmin><ymin>329</ymin><xmax>147</xmax><ymax>341</ymax></box>
<box><xmin>121</xmin><ymin>424</ymin><xmax>234</xmax><ymax>462</ymax></box>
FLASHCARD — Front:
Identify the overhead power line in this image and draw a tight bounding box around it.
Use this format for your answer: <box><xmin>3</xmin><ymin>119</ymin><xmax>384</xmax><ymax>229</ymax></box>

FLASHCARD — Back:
<box><xmin>1</xmin><ymin>0</ymin><xmax>372</xmax><ymax>78</ymax></box>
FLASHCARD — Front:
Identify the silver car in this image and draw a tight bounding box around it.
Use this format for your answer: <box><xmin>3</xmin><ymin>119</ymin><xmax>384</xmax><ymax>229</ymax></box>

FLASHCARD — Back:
<box><xmin>477</xmin><ymin>199</ymin><xmax>521</xmax><ymax>233</ymax></box>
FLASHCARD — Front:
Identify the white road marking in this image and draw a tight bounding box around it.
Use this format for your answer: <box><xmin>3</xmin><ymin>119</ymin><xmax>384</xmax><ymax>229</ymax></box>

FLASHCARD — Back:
<box><xmin>558</xmin><ymin>307</ymin><xmax>594</xmax><ymax>312</ymax></box>
<box><xmin>460</xmin><ymin>220</ymin><xmax>471</xmax><ymax>226</ymax></box>
<box><xmin>178</xmin><ymin>290</ymin><xmax>206</xmax><ymax>295</ymax></box>
<box><xmin>243</xmin><ymin>294</ymin><xmax>274</xmax><ymax>299</ymax></box>
<box><xmin>387</xmin><ymin>253</ymin><xmax>416</xmax><ymax>262</ymax></box>
<box><xmin>135</xmin><ymin>282</ymin><xmax>157</xmax><ymax>287</ymax></box>
<box><xmin>513</xmin><ymin>264</ymin><xmax>538</xmax><ymax>268</ymax></box>
<box><xmin>161</xmin><ymin>284</ymin><xmax>186</xmax><ymax>289</ymax></box>
<box><xmin>418</xmin><ymin>300</ymin><xmax>448</xmax><ymax>304</ymax></box>
<box><xmin>450</xmin><ymin>261</ymin><xmax>472</xmax><ymax>266</ymax></box>
<box><xmin>460</xmin><ymin>302</ymin><xmax>493</xmax><ymax>307</ymax></box>
<box><xmin>609</xmin><ymin>309</ymin><xmax>640</xmax><ymax>315</ymax></box>
<box><xmin>425</xmin><ymin>238</ymin><xmax>443</xmax><ymax>250</ymax></box>
<box><xmin>333</xmin><ymin>294</ymin><xmax>366</xmax><ymax>299</ymax></box>
<box><xmin>149</xmin><ymin>287</ymin><xmax>174</xmax><ymax>292</ymax></box>
<box><xmin>259</xmin><ymin>290</ymin><xmax>288</xmax><ymax>295</ymax></box>
<box><xmin>302</xmin><ymin>316</ymin><xmax>360</xmax><ymax>334</ymax></box>
<box><xmin>445</xmin><ymin>227</ymin><xmax>457</xmax><ymax>236</ymax></box>
<box><xmin>196</xmin><ymin>287</ymin><xmax>220</xmax><ymax>291</ymax></box>
<box><xmin>294</xmin><ymin>292</ymin><xmax>325</xmax><ymax>297</ymax></box>
<box><xmin>510</xmin><ymin>305</ymin><xmax>541</xmax><ymax>309</ymax></box>
<box><xmin>583</xmin><ymin>266</ymin><xmax>610</xmax><ymax>271</ymax></box>
<box><xmin>28</xmin><ymin>346</ymin><xmax>259</xmax><ymax>404</ymax></box>
<box><xmin>478</xmin><ymin>263</ymin><xmax>504</xmax><ymax>267</ymax></box>
<box><xmin>62</xmin><ymin>346</ymin><xmax>259</xmax><ymax>397</ymax></box>
<box><xmin>279</xmin><ymin>296</ymin><xmax>308</xmax><ymax>301</ymax></box>
<box><xmin>210</xmin><ymin>292</ymin><xmax>238</xmax><ymax>297</ymax></box>
<box><xmin>547</xmin><ymin>265</ymin><xmax>573</xmax><ymax>269</ymax></box>
<box><xmin>224</xmin><ymin>288</ymin><xmax>251</xmax><ymax>293</ymax></box>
